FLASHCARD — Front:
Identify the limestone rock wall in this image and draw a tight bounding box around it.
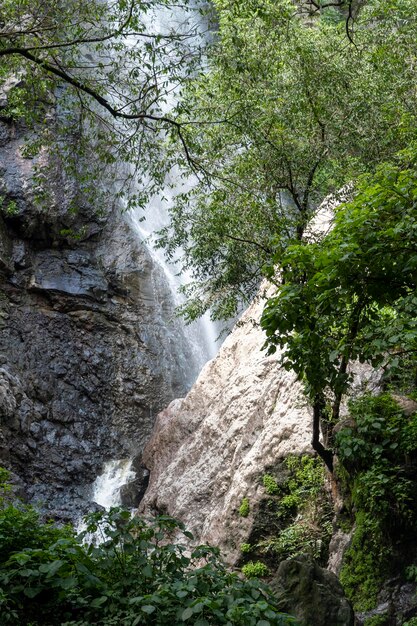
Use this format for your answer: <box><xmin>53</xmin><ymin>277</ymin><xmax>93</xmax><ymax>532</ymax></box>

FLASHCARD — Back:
<box><xmin>139</xmin><ymin>200</ymin><xmax>380</xmax><ymax>565</ymax></box>
<box><xmin>139</xmin><ymin>289</ymin><xmax>313</xmax><ymax>563</ymax></box>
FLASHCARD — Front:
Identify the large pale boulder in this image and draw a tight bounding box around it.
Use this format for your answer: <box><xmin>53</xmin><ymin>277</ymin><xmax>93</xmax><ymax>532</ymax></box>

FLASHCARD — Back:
<box><xmin>139</xmin><ymin>287</ymin><xmax>313</xmax><ymax>562</ymax></box>
<box><xmin>139</xmin><ymin>199</ymin><xmax>380</xmax><ymax>564</ymax></box>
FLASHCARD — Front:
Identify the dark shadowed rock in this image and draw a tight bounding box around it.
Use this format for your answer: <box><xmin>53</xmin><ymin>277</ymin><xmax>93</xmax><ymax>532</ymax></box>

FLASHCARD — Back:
<box><xmin>270</xmin><ymin>556</ymin><xmax>354</xmax><ymax>626</ymax></box>
<box><xmin>120</xmin><ymin>466</ymin><xmax>150</xmax><ymax>508</ymax></box>
<box><xmin>355</xmin><ymin>579</ymin><xmax>417</xmax><ymax>626</ymax></box>
<box><xmin>0</xmin><ymin>102</ymin><xmax>198</xmax><ymax>521</ymax></box>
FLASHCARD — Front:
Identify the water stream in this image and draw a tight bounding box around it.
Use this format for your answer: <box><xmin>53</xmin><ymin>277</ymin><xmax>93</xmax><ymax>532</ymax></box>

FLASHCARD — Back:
<box><xmin>90</xmin><ymin>459</ymin><xmax>136</xmax><ymax>509</ymax></box>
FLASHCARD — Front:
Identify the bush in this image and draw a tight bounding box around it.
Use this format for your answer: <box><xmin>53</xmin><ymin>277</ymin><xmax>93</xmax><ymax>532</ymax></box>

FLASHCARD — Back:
<box><xmin>0</xmin><ymin>469</ymin><xmax>72</xmax><ymax>565</ymax></box>
<box><xmin>336</xmin><ymin>394</ymin><xmax>417</xmax><ymax>471</ymax></box>
<box><xmin>241</xmin><ymin>561</ymin><xmax>269</xmax><ymax>579</ymax></box>
<box><xmin>263</xmin><ymin>521</ymin><xmax>327</xmax><ymax>563</ymax></box>
<box><xmin>0</xmin><ymin>483</ymin><xmax>296</xmax><ymax>626</ymax></box>
<box><xmin>240</xmin><ymin>543</ymin><xmax>252</xmax><ymax>554</ymax></box>
<box><xmin>262</xmin><ymin>474</ymin><xmax>279</xmax><ymax>495</ymax></box>
<box><xmin>239</xmin><ymin>497</ymin><xmax>250</xmax><ymax>518</ymax></box>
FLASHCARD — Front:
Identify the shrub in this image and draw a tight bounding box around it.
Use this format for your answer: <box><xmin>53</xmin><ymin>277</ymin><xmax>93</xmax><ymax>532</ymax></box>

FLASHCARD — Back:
<box><xmin>262</xmin><ymin>521</ymin><xmax>328</xmax><ymax>562</ymax></box>
<box><xmin>336</xmin><ymin>394</ymin><xmax>417</xmax><ymax>470</ymax></box>
<box><xmin>241</xmin><ymin>561</ymin><xmax>269</xmax><ymax>579</ymax></box>
<box><xmin>262</xmin><ymin>474</ymin><xmax>279</xmax><ymax>495</ymax></box>
<box><xmin>0</xmin><ymin>484</ymin><xmax>296</xmax><ymax>625</ymax></box>
<box><xmin>240</xmin><ymin>543</ymin><xmax>252</xmax><ymax>554</ymax></box>
<box><xmin>239</xmin><ymin>497</ymin><xmax>250</xmax><ymax>518</ymax></box>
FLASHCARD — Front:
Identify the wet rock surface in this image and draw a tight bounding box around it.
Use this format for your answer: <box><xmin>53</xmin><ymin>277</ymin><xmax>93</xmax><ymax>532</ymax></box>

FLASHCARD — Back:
<box><xmin>0</xmin><ymin>111</ymin><xmax>192</xmax><ymax>520</ymax></box>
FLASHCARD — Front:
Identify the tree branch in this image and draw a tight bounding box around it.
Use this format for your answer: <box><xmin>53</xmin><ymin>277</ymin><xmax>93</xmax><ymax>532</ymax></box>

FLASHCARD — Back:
<box><xmin>222</xmin><ymin>232</ymin><xmax>272</xmax><ymax>254</ymax></box>
<box><xmin>0</xmin><ymin>0</ymin><xmax>135</xmax><ymax>47</ymax></box>
<box><xmin>0</xmin><ymin>43</ymin><xmax>208</xmax><ymax>173</ymax></box>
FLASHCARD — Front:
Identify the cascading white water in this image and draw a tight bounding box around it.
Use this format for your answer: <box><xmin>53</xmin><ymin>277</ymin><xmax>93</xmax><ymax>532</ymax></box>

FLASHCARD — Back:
<box><xmin>76</xmin><ymin>459</ymin><xmax>137</xmax><ymax>540</ymax></box>
<box><xmin>128</xmin><ymin>2</ymin><xmax>219</xmax><ymax>379</ymax></box>
<box><xmin>91</xmin><ymin>459</ymin><xmax>136</xmax><ymax>509</ymax></box>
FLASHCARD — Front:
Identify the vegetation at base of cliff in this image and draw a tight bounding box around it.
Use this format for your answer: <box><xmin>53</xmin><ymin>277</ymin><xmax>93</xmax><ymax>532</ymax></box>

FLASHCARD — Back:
<box><xmin>240</xmin><ymin>456</ymin><xmax>332</xmax><ymax>576</ymax></box>
<box><xmin>0</xmin><ymin>472</ymin><xmax>296</xmax><ymax>626</ymax></box>
<box><xmin>241</xmin><ymin>561</ymin><xmax>270</xmax><ymax>579</ymax></box>
<box><xmin>335</xmin><ymin>394</ymin><xmax>417</xmax><ymax>611</ymax></box>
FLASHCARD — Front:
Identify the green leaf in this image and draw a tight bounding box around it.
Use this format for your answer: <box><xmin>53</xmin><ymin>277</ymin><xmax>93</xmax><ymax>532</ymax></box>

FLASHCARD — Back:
<box><xmin>23</xmin><ymin>587</ymin><xmax>42</xmax><ymax>598</ymax></box>
<box><xmin>142</xmin><ymin>564</ymin><xmax>153</xmax><ymax>577</ymax></box>
<box><xmin>39</xmin><ymin>560</ymin><xmax>65</xmax><ymax>577</ymax></box>
<box><xmin>90</xmin><ymin>596</ymin><xmax>108</xmax><ymax>608</ymax></box>
<box><xmin>59</xmin><ymin>576</ymin><xmax>78</xmax><ymax>590</ymax></box>
<box><xmin>182</xmin><ymin>607</ymin><xmax>194</xmax><ymax>621</ymax></box>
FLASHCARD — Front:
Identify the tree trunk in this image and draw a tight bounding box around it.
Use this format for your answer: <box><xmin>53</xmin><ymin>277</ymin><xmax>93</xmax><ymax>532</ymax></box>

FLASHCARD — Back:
<box><xmin>312</xmin><ymin>394</ymin><xmax>334</xmax><ymax>472</ymax></box>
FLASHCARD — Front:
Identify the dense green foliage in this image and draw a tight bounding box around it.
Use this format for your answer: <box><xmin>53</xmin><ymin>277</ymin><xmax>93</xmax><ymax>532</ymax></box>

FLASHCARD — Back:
<box><xmin>0</xmin><ymin>0</ymin><xmax>206</xmax><ymax>211</ymax></box>
<box><xmin>335</xmin><ymin>394</ymin><xmax>417</xmax><ymax>610</ymax></box>
<box><xmin>240</xmin><ymin>457</ymin><xmax>332</xmax><ymax>572</ymax></box>
<box><xmin>158</xmin><ymin>0</ymin><xmax>417</xmax><ymax>320</ymax></box>
<box><xmin>261</xmin><ymin>144</ymin><xmax>417</xmax><ymax>467</ymax></box>
<box><xmin>0</xmin><ymin>472</ymin><xmax>296</xmax><ymax>626</ymax></box>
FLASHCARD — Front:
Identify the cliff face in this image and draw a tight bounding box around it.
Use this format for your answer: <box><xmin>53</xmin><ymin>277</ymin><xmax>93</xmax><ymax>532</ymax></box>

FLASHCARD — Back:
<box><xmin>139</xmin><ymin>288</ymin><xmax>313</xmax><ymax>563</ymax></box>
<box><xmin>0</xmin><ymin>100</ymin><xmax>190</xmax><ymax>519</ymax></box>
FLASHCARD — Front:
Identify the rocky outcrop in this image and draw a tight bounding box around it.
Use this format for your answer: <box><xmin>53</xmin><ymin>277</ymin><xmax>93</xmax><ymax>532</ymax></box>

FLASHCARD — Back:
<box><xmin>139</xmin><ymin>287</ymin><xmax>314</xmax><ymax>562</ymax></box>
<box><xmin>271</xmin><ymin>557</ymin><xmax>354</xmax><ymax>626</ymax></box>
<box><xmin>0</xmin><ymin>98</ymin><xmax>195</xmax><ymax>519</ymax></box>
<box><xmin>139</xmin><ymin>204</ymin><xmax>380</xmax><ymax>564</ymax></box>
<box><xmin>356</xmin><ymin>580</ymin><xmax>417</xmax><ymax>626</ymax></box>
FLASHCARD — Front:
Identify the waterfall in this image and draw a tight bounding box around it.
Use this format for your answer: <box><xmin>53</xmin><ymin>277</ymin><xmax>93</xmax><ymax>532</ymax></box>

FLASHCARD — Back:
<box><xmin>128</xmin><ymin>1</ymin><xmax>220</xmax><ymax>385</ymax></box>
<box><xmin>129</xmin><ymin>181</ymin><xmax>220</xmax><ymax>386</ymax></box>
<box><xmin>90</xmin><ymin>459</ymin><xmax>136</xmax><ymax>509</ymax></box>
<box><xmin>75</xmin><ymin>459</ymin><xmax>137</xmax><ymax>540</ymax></box>
<box><xmin>80</xmin><ymin>2</ymin><xmax>219</xmax><ymax>517</ymax></box>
